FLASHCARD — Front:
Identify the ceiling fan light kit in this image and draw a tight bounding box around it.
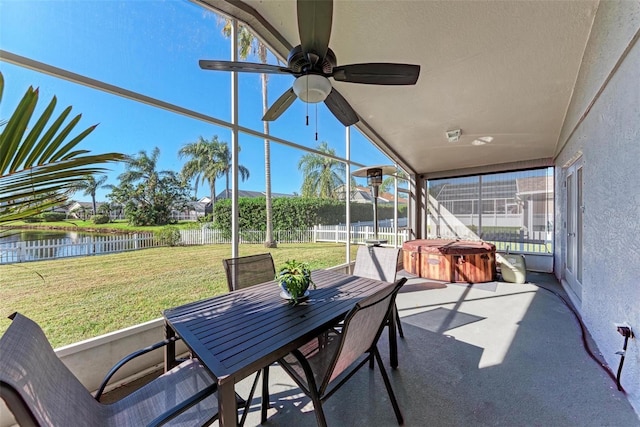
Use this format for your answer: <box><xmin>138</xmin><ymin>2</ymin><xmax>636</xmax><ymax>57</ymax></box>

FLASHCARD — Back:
<box><xmin>293</xmin><ymin>75</ymin><xmax>332</xmax><ymax>103</ymax></box>
<box><xmin>199</xmin><ymin>0</ymin><xmax>420</xmax><ymax>127</ymax></box>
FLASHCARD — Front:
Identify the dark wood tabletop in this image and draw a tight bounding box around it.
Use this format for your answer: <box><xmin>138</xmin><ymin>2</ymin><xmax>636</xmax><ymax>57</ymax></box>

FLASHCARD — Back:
<box><xmin>163</xmin><ymin>269</ymin><xmax>396</xmax><ymax>426</ymax></box>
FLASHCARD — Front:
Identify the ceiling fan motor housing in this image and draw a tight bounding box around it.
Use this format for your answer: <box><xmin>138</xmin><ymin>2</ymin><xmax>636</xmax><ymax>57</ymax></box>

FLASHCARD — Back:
<box><xmin>199</xmin><ymin>0</ymin><xmax>419</xmax><ymax>126</ymax></box>
<box><xmin>287</xmin><ymin>45</ymin><xmax>308</xmax><ymax>72</ymax></box>
<box><xmin>288</xmin><ymin>45</ymin><xmax>336</xmax><ymax>74</ymax></box>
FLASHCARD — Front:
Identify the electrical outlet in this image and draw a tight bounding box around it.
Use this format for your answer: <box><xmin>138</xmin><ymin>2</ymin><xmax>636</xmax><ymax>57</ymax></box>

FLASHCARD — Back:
<box><xmin>614</xmin><ymin>322</ymin><xmax>635</xmax><ymax>338</ymax></box>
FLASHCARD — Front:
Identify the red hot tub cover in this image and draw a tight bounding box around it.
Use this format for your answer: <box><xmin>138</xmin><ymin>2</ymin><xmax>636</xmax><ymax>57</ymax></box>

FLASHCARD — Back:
<box><xmin>402</xmin><ymin>239</ymin><xmax>496</xmax><ymax>255</ymax></box>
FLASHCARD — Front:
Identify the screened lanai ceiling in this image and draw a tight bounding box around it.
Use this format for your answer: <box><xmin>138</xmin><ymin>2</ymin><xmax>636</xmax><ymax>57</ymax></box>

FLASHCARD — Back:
<box><xmin>199</xmin><ymin>0</ymin><xmax>599</xmax><ymax>177</ymax></box>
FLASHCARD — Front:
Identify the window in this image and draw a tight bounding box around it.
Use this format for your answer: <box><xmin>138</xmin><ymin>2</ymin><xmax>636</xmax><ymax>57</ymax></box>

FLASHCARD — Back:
<box><xmin>427</xmin><ymin>168</ymin><xmax>554</xmax><ymax>253</ymax></box>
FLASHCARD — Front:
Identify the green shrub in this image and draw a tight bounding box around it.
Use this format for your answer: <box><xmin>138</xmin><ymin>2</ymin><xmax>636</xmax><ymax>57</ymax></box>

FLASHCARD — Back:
<box><xmin>23</xmin><ymin>216</ymin><xmax>43</xmax><ymax>223</ymax></box>
<box><xmin>154</xmin><ymin>226</ymin><xmax>182</xmax><ymax>246</ymax></box>
<box><xmin>212</xmin><ymin>197</ymin><xmax>407</xmax><ymax>233</ymax></box>
<box><xmin>91</xmin><ymin>214</ymin><xmax>110</xmax><ymax>224</ymax></box>
<box><xmin>41</xmin><ymin>212</ymin><xmax>67</xmax><ymax>222</ymax></box>
<box><xmin>198</xmin><ymin>213</ymin><xmax>214</xmax><ymax>223</ymax></box>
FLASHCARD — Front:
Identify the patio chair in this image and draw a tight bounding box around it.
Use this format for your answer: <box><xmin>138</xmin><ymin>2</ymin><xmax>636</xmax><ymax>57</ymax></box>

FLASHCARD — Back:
<box><xmin>352</xmin><ymin>245</ymin><xmax>405</xmax><ymax>338</ymax></box>
<box><xmin>0</xmin><ymin>312</ymin><xmax>219</xmax><ymax>427</ymax></box>
<box><xmin>275</xmin><ymin>278</ymin><xmax>407</xmax><ymax>427</ymax></box>
<box><xmin>222</xmin><ymin>252</ymin><xmax>275</xmax><ymax>292</ymax></box>
<box><xmin>222</xmin><ymin>252</ymin><xmax>276</xmax><ymax>423</ymax></box>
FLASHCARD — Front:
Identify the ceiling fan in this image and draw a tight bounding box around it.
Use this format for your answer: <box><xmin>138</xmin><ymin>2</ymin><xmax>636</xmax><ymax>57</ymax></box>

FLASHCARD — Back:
<box><xmin>199</xmin><ymin>0</ymin><xmax>420</xmax><ymax>127</ymax></box>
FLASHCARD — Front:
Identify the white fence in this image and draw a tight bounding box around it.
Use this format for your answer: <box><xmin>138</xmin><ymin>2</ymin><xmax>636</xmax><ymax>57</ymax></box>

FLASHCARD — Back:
<box><xmin>0</xmin><ymin>234</ymin><xmax>159</xmax><ymax>264</ymax></box>
<box><xmin>0</xmin><ymin>225</ymin><xmax>409</xmax><ymax>264</ymax></box>
<box><xmin>177</xmin><ymin>227</ymin><xmax>400</xmax><ymax>245</ymax></box>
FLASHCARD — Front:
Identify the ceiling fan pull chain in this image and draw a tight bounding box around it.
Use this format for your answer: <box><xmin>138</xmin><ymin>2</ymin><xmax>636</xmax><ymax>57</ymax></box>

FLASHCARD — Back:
<box><xmin>315</xmin><ymin>103</ymin><xmax>318</xmax><ymax>141</ymax></box>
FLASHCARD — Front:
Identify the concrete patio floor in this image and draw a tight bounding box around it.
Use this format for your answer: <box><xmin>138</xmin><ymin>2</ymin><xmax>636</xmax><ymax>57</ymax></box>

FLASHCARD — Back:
<box><xmin>103</xmin><ymin>271</ymin><xmax>639</xmax><ymax>426</ymax></box>
<box><xmin>231</xmin><ymin>271</ymin><xmax>639</xmax><ymax>426</ymax></box>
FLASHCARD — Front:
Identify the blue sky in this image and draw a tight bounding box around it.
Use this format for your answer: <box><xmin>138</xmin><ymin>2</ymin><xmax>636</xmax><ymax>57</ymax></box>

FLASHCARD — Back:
<box><xmin>0</xmin><ymin>0</ymin><xmax>391</xmax><ymax>201</ymax></box>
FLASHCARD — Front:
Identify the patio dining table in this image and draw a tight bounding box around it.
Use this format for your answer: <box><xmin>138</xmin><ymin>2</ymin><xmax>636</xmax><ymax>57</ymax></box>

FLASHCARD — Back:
<box><xmin>162</xmin><ymin>268</ymin><xmax>399</xmax><ymax>427</ymax></box>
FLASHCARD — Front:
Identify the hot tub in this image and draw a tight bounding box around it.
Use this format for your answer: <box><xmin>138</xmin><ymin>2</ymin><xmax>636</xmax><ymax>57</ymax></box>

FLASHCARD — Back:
<box><xmin>402</xmin><ymin>239</ymin><xmax>496</xmax><ymax>283</ymax></box>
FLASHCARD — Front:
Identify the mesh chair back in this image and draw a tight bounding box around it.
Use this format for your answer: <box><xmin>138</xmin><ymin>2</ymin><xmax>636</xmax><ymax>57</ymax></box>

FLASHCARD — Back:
<box><xmin>223</xmin><ymin>253</ymin><xmax>276</xmax><ymax>292</ymax></box>
<box><xmin>0</xmin><ymin>313</ymin><xmax>104</xmax><ymax>426</ymax></box>
<box><xmin>323</xmin><ymin>278</ymin><xmax>405</xmax><ymax>388</ymax></box>
<box><xmin>352</xmin><ymin>246</ymin><xmax>401</xmax><ymax>282</ymax></box>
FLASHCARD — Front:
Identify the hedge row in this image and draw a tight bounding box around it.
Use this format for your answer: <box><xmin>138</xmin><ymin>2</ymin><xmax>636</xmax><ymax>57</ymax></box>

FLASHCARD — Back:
<box><xmin>212</xmin><ymin>197</ymin><xmax>406</xmax><ymax>232</ymax></box>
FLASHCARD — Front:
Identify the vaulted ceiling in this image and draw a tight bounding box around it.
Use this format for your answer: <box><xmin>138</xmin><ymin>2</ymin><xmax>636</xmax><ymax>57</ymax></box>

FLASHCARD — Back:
<box><xmin>201</xmin><ymin>0</ymin><xmax>598</xmax><ymax>177</ymax></box>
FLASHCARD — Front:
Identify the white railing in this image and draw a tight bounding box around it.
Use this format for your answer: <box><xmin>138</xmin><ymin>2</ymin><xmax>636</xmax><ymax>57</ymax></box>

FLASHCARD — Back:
<box><xmin>0</xmin><ymin>233</ymin><xmax>158</xmax><ymax>264</ymax></box>
<box><xmin>314</xmin><ymin>225</ymin><xmax>409</xmax><ymax>246</ymax></box>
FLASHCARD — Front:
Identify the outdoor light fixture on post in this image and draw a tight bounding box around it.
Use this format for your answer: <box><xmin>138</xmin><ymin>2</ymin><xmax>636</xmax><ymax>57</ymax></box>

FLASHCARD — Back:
<box><xmin>352</xmin><ymin>165</ymin><xmax>397</xmax><ymax>246</ymax></box>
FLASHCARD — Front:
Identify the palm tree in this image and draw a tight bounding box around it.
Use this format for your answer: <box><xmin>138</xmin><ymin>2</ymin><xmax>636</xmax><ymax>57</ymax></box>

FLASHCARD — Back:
<box><xmin>298</xmin><ymin>142</ymin><xmax>346</xmax><ymax>199</ymax></box>
<box><xmin>118</xmin><ymin>147</ymin><xmax>166</xmax><ymax>200</ymax></box>
<box><xmin>216</xmin><ymin>143</ymin><xmax>250</xmax><ymax>197</ymax></box>
<box><xmin>223</xmin><ymin>20</ymin><xmax>277</xmax><ymax>247</ymax></box>
<box><xmin>380</xmin><ymin>170</ymin><xmax>408</xmax><ymax>194</ymax></box>
<box><xmin>73</xmin><ymin>174</ymin><xmax>108</xmax><ymax>216</ymax></box>
<box><xmin>178</xmin><ymin>136</ymin><xmax>225</xmax><ymax>203</ymax></box>
<box><xmin>116</xmin><ymin>147</ymin><xmax>191</xmax><ymax>225</ymax></box>
<box><xmin>0</xmin><ymin>72</ymin><xmax>124</xmax><ymax>223</ymax></box>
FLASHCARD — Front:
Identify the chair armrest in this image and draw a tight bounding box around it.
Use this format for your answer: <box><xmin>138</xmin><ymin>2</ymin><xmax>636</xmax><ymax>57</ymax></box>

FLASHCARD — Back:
<box><xmin>95</xmin><ymin>336</ymin><xmax>181</xmax><ymax>401</ymax></box>
<box><xmin>0</xmin><ymin>381</ymin><xmax>39</xmax><ymax>427</ymax></box>
<box><xmin>146</xmin><ymin>382</ymin><xmax>218</xmax><ymax>427</ymax></box>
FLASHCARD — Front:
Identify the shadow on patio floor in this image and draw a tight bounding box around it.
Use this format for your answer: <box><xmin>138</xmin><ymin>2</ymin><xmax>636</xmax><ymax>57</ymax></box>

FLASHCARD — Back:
<box><xmin>104</xmin><ymin>271</ymin><xmax>640</xmax><ymax>426</ymax></box>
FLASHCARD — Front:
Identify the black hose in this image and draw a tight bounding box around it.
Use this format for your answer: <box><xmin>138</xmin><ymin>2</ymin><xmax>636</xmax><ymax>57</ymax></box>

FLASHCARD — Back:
<box><xmin>616</xmin><ymin>335</ymin><xmax>630</xmax><ymax>391</ymax></box>
<box><xmin>532</xmin><ymin>282</ymin><xmax>626</xmax><ymax>394</ymax></box>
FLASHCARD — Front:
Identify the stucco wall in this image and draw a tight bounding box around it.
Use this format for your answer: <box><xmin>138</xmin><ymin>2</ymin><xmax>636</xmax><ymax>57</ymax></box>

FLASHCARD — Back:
<box><xmin>555</xmin><ymin>0</ymin><xmax>640</xmax><ymax>416</ymax></box>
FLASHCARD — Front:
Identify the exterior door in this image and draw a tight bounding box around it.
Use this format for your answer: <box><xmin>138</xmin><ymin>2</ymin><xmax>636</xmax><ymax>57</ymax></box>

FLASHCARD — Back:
<box><xmin>565</xmin><ymin>158</ymin><xmax>583</xmax><ymax>301</ymax></box>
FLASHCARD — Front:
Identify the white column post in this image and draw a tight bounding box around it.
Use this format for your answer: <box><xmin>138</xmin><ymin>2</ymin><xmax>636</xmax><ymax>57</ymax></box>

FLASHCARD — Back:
<box><xmin>230</xmin><ymin>19</ymin><xmax>239</xmax><ymax>259</ymax></box>
<box><xmin>345</xmin><ymin>126</ymin><xmax>351</xmax><ymax>263</ymax></box>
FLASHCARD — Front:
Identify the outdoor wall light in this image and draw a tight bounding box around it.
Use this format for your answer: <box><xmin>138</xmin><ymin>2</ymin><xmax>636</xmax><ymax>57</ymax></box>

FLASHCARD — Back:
<box><xmin>292</xmin><ymin>74</ymin><xmax>332</xmax><ymax>103</ymax></box>
<box><xmin>446</xmin><ymin>129</ymin><xmax>461</xmax><ymax>143</ymax></box>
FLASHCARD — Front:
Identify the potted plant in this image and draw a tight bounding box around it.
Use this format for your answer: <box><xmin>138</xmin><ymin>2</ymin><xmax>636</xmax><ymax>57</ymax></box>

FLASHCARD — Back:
<box><xmin>276</xmin><ymin>259</ymin><xmax>315</xmax><ymax>304</ymax></box>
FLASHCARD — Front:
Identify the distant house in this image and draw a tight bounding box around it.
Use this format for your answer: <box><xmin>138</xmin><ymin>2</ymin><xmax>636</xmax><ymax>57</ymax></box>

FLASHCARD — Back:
<box><xmin>428</xmin><ymin>175</ymin><xmax>553</xmax><ymax>232</ymax></box>
<box><xmin>67</xmin><ymin>201</ymin><xmax>101</xmax><ymax>218</ymax></box>
<box><xmin>66</xmin><ymin>201</ymin><xmax>125</xmax><ymax>220</ymax></box>
<box><xmin>172</xmin><ymin>199</ymin><xmax>208</xmax><ymax>220</ymax></box>
<box><xmin>336</xmin><ymin>185</ymin><xmax>407</xmax><ymax>204</ymax></box>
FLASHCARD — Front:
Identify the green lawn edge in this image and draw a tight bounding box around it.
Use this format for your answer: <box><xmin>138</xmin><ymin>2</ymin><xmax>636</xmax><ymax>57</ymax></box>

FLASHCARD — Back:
<box><xmin>0</xmin><ymin>243</ymin><xmax>355</xmax><ymax>348</ymax></box>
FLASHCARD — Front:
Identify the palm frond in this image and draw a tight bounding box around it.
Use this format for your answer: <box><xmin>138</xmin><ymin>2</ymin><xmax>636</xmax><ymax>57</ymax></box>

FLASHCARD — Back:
<box><xmin>0</xmin><ymin>72</ymin><xmax>125</xmax><ymax>223</ymax></box>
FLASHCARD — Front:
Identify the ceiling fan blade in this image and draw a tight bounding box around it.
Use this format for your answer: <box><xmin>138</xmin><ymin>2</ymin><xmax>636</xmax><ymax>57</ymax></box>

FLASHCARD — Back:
<box><xmin>297</xmin><ymin>0</ymin><xmax>333</xmax><ymax>61</ymax></box>
<box><xmin>262</xmin><ymin>88</ymin><xmax>297</xmax><ymax>121</ymax></box>
<box><xmin>332</xmin><ymin>63</ymin><xmax>420</xmax><ymax>85</ymax></box>
<box><xmin>199</xmin><ymin>60</ymin><xmax>292</xmax><ymax>75</ymax></box>
<box><xmin>324</xmin><ymin>88</ymin><xmax>359</xmax><ymax>127</ymax></box>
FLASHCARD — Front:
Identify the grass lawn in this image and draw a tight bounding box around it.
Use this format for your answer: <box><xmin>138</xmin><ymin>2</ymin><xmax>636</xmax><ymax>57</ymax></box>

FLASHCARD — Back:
<box><xmin>0</xmin><ymin>243</ymin><xmax>356</xmax><ymax>348</ymax></box>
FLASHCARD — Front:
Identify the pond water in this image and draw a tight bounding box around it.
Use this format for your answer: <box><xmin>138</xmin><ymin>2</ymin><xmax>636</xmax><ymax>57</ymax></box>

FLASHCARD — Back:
<box><xmin>0</xmin><ymin>229</ymin><xmax>155</xmax><ymax>263</ymax></box>
<box><xmin>0</xmin><ymin>229</ymin><xmax>116</xmax><ymax>244</ymax></box>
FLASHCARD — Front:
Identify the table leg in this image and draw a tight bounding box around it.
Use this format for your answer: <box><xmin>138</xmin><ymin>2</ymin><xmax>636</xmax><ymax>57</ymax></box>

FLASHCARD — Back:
<box><xmin>389</xmin><ymin>305</ymin><xmax>398</xmax><ymax>369</ymax></box>
<box><xmin>218</xmin><ymin>380</ymin><xmax>238</xmax><ymax>427</ymax></box>
<box><xmin>164</xmin><ymin>322</ymin><xmax>176</xmax><ymax>373</ymax></box>
<box><xmin>261</xmin><ymin>366</ymin><xmax>270</xmax><ymax>423</ymax></box>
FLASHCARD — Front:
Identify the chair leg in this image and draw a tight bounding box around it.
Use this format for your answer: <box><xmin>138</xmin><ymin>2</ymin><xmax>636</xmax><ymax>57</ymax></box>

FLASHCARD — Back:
<box><xmin>239</xmin><ymin>369</ymin><xmax>262</xmax><ymax>427</ymax></box>
<box><xmin>261</xmin><ymin>366</ymin><xmax>270</xmax><ymax>424</ymax></box>
<box><xmin>374</xmin><ymin>349</ymin><xmax>404</xmax><ymax>425</ymax></box>
<box><xmin>395</xmin><ymin>304</ymin><xmax>405</xmax><ymax>338</ymax></box>
<box><xmin>309</xmin><ymin>388</ymin><xmax>328</xmax><ymax>427</ymax></box>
